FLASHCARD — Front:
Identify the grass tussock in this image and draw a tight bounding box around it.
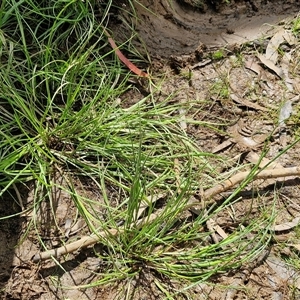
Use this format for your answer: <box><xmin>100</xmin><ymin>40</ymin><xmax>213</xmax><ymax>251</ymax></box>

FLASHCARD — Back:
<box><xmin>1</xmin><ymin>0</ymin><xmax>298</xmax><ymax>297</ymax></box>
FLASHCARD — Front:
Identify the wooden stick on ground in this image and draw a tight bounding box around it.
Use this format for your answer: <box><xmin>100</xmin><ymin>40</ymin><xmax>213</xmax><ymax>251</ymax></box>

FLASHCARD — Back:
<box><xmin>203</xmin><ymin>166</ymin><xmax>300</xmax><ymax>202</ymax></box>
<box><xmin>32</xmin><ymin>229</ymin><xmax>118</xmax><ymax>263</ymax></box>
<box><xmin>32</xmin><ymin>166</ymin><xmax>300</xmax><ymax>263</ymax></box>
<box><xmin>32</xmin><ymin>212</ymin><xmax>160</xmax><ymax>263</ymax></box>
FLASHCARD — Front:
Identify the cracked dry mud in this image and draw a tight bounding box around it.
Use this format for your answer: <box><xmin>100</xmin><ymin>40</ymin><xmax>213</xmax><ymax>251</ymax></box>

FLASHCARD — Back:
<box><xmin>1</xmin><ymin>1</ymin><xmax>300</xmax><ymax>299</ymax></box>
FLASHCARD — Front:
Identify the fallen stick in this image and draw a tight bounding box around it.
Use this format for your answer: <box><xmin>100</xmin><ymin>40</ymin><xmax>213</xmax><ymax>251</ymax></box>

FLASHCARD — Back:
<box><xmin>32</xmin><ymin>166</ymin><xmax>300</xmax><ymax>262</ymax></box>
<box><xmin>203</xmin><ymin>166</ymin><xmax>300</xmax><ymax>202</ymax></box>
<box><xmin>32</xmin><ymin>229</ymin><xmax>118</xmax><ymax>263</ymax></box>
<box><xmin>103</xmin><ymin>28</ymin><xmax>149</xmax><ymax>78</ymax></box>
<box><xmin>32</xmin><ymin>212</ymin><xmax>160</xmax><ymax>263</ymax></box>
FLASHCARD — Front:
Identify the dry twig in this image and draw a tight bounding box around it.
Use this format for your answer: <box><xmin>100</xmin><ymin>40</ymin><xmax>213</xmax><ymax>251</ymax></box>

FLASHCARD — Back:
<box><xmin>32</xmin><ymin>165</ymin><xmax>300</xmax><ymax>262</ymax></box>
<box><xmin>203</xmin><ymin>166</ymin><xmax>300</xmax><ymax>202</ymax></box>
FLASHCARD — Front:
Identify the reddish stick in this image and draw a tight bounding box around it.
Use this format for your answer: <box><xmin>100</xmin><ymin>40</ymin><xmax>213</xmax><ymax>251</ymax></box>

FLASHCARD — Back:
<box><xmin>104</xmin><ymin>29</ymin><xmax>149</xmax><ymax>77</ymax></box>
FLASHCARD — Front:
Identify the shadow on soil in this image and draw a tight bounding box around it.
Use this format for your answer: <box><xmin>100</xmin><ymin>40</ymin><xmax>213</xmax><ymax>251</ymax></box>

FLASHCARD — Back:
<box><xmin>0</xmin><ymin>189</ymin><xmax>24</xmax><ymax>293</ymax></box>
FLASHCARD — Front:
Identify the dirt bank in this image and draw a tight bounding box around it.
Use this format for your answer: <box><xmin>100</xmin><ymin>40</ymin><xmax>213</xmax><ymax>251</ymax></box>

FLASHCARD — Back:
<box><xmin>116</xmin><ymin>0</ymin><xmax>300</xmax><ymax>57</ymax></box>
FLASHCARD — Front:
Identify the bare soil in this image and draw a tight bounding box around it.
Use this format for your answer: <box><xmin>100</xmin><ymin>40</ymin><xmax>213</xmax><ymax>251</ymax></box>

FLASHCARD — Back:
<box><xmin>1</xmin><ymin>0</ymin><xmax>300</xmax><ymax>299</ymax></box>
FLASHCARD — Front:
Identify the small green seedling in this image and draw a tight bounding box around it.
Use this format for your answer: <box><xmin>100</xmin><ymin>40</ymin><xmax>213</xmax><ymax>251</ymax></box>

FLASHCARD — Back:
<box><xmin>212</xmin><ymin>49</ymin><xmax>225</xmax><ymax>60</ymax></box>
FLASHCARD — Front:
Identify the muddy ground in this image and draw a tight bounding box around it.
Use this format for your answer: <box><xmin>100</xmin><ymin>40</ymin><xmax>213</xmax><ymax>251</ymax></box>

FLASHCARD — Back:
<box><xmin>117</xmin><ymin>0</ymin><xmax>300</xmax><ymax>57</ymax></box>
<box><xmin>1</xmin><ymin>0</ymin><xmax>300</xmax><ymax>299</ymax></box>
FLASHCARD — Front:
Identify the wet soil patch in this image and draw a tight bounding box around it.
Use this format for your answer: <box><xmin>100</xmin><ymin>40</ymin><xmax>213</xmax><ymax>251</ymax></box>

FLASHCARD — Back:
<box><xmin>116</xmin><ymin>0</ymin><xmax>300</xmax><ymax>57</ymax></box>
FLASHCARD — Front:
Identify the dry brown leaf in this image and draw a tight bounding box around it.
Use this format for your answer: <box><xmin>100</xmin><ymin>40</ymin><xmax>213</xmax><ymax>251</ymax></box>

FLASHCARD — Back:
<box><xmin>257</xmin><ymin>54</ymin><xmax>284</xmax><ymax>78</ymax></box>
<box><xmin>272</xmin><ymin>216</ymin><xmax>300</xmax><ymax>232</ymax></box>
<box><xmin>208</xmin><ymin>218</ymin><xmax>229</xmax><ymax>240</ymax></box>
<box><xmin>70</xmin><ymin>218</ymin><xmax>86</xmax><ymax>236</ymax></box>
<box><xmin>230</xmin><ymin>93</ymin><xmax>268</xmax><ymax>112</ymax></box>
<box><xmin>211</xmin><ymin>139</ymin><xmax>234</xmax><ymax>154</ymax></box>
<box><xmin>246</xmin><ymin>151</ymin><xmax>283</xmax><ymax>170</ymax></box>
<box><xmin>279</xmin><ymin>100</ymin><xmax>293</xmax><ymax>125</ymax></box>
<box><xmin>265</xmin><ymin>28</ymin><xmax>285</xmax><ymax>64</ymax></box>
<box><xmin>282</xmin><ymin>30</ymin><xmax>297</xmax><ymax>45</ymax></box>
<box><xmin>64</xmin><ymin>218</ymin><xmax>72</xmax><ymax>238</ymax></box>
<box><xmin>135</xmin><ymin>193</ymin><xmax>165</xmax><ymax>220</ymax></box>
<box><xmin>264</xmin><ymin>28</ymin><xmax>295</xmax><ymax>92</ymax></box>
<box><xmin>266</xmin><ymin>255</ymin><xmax>300</xmax><ymax>287</ymax></box>
<box><xmin>244</xmin><ymin>59</ymin><xmax>262</xmax><ymax>75</ymax></box>
<box><xmin>265</xmin><ymin>29</ymin><xmax>296</xmax><ymax>64</ymax></box>
<box><xmin>244</xmin><ymin>59</ymin><xmax>269</xmax><ymax>82</ymax></box>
